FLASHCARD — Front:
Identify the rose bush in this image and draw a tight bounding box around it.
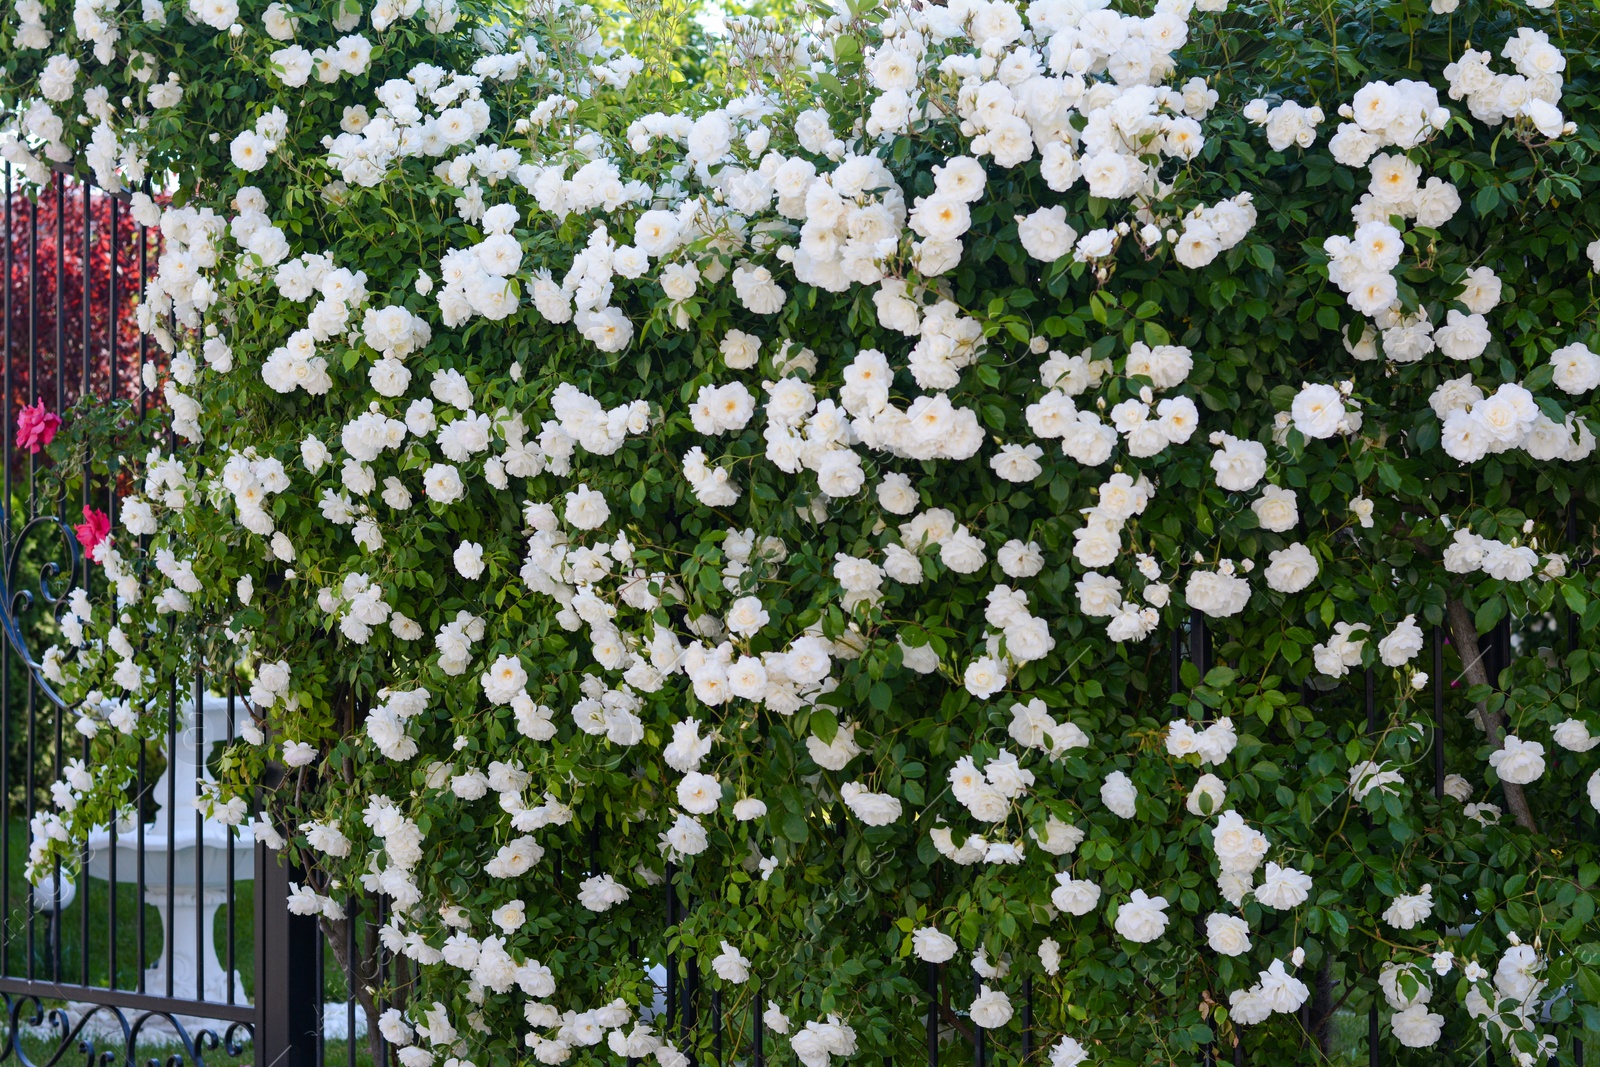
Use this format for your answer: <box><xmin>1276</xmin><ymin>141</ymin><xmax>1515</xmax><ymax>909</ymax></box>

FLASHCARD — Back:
<box><xmin>5</xmin><ymin>0</ymin><xmax>1600</xmax><ymax>1061</ymax></box>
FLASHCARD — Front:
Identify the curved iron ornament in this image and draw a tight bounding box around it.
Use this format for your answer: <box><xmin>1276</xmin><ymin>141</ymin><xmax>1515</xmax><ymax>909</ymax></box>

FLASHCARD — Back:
<box><xmin>0</xmin><ymin>993</ymin><xmax>252</xmax><ymax>1067</ymax></box>
<box><xmin>0</xmin><ymin>514</ymin><xmax>85</xmax><ymax>712</ymax></box>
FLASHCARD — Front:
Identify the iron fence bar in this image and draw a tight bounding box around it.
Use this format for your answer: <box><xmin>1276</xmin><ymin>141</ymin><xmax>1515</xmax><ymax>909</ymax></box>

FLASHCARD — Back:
<box><xmin>315</xmin><ymin>908</ymin><xmax>326</xmax><ymax>1066</ymax></box>
<box><xmin>753</xmin><ymin>980</ymin><xmax>764</xmax><ymax>1067</ymax></box>
<box><xmin>1432</xmin><ymin>627</ymin><xmax>1445</xmax><ymax>800</ymax></box>
<box><xmin>0</xmin><ymin>166</ymin><xmax>9</xmax><ymax>994</ymax></box>
<box><xmin>137</xmin><ymin>727</ymin><xmax>146</xmax><ymax>991</ymax></box>
<box><xmin>136</xmin><ymin>205</ymin><xmax>150</xmax><ymax>998</ymax></box>
<box><xmin>1</xmin><ymin>161</ymin><xmax>10</xmax><ymax>983</ymax></box>
<box><xmin>1567</xmin><ymin>502</ymin><xmax>1580</xmax><ymax>649</ymax></box>
<box><xmin>972</xmin><ymin>971</ymin><xmax>984</xmax><ymax>1067</ymax></box>
<box><xmin>137</xmin><ymin>713</ymin><xmax>147</xmax><ymax>998</ymax></box>
<box><xmin>228</xmin><ymin>677</ymin><xmax>237</xmax><ymax>1004</ymax></box>
<box><xmin>50</xmin><ymin>688</ymin><xmax>60</xmax><ymax>986</ymax></box>
<box><xmin>1171</xmin><ymin>627</ymin><xmax>1182</xmax><ymax>694</ymax></box>
<box><xmin>78</xmin><ymin>174</ymin><xmax>92</xmax><ymax>992</ymax></box>
<box><xmin>24</xmin><ymin>622</ymin><xmax>35</xmax><ymax>981</ymax></box>
<box><xmin>195</xmin><ymin>669</ymin><xmax>205</xmax><ymax>1001</ymax></box>
<box><xmin>109</xmin><ymin>736</ymin><xmax>118</xmax><ymax>988</ymax></box>
<box><xmin>54</xmin><ymin>171</ymin><xmax>63</xmax><ymax>437</ymax></box>
<box><xmin>81</xmin><ymin>178</ymin><xmax>90</xmax><ymax>403</ymax></box>
<box><xmin>79</xmin><ymin>733</ymin><xmax>88</xmax><ymax>985</ymax></box>
<box><xmin>1189</xmin><ymin>609</ymin><xmax>1211</xmax><ymax>675</ymax></box>
<box><xmin>377</xmin><ymin>892</ymin><xmax>389</xmax><ymax>1067</ymax></box>
<box><xmin>712</xmin><ymin>987</ymin><xmax>722</xmax><ymax>1063</ymax></box>
<box><xmin>1365</xmin><ymin>665</ymin><xmax>1379</xmax><ymax>1067</ymax></box>
<box><xmin>0</xmin><ymin>974</ymin><xmax>254</xmax><ymax>1022</ymax></box>
<box><xmin>1021</xmin><ymin>973</ymin><xmax>1032</xmax><ymax>1060</ymax></box>
<box><xmin>27</xmin><ymin>191</ymin><xmax>37</xmax><ymax>519</ymax></box>
<box><xmin>107</xmin><ymin>183</ymin><xmax>120</xmax><ymax>991</ymax></box>
<box><xmin>926</xmin><ymin>961</ymin><xmax>938</xmax><ymax>1067</ymax></box>
<box><xmin>166</xmin><ymin>672</ymin><xmax>177</xmax><ymax>997</ymax></box>
<box><xmin>1187</xmin><ymin>611</ymin><xmax>1218</xmax><ymax>1067</ymax></box>
<box><xmin>137</xmin><ymin>197</ymin><xmax>151</xmax><ymax>996</ymax></box>
<box><xmin>347</xmin><ymin>895</ymin><xmax>358</xmax><ymax>1067</ymax></box>
<box><xmin>3</xmin><ymin>159</ymin><xmax>11</xmax><ymax>545</ymax></box>
<box><xmin>138</xmin><ymin>204</ymin><xmax>147</xmax><ymax>422</ymax></box>
<box><xmin>666</xmin><ymin>861</ymin><xmax>677</xmax><ymax>1034</ymax></box>
<box><xmin>1569</xmin><ymin>501</ymin><xmax>1583</xmax><ymax>1067</ymax></box>
<box><xmin>683</xmin><ymin>949</ymin><xmax>699</xmax><ymax>1044</ymax></box>
<box><xmin>24</xmin><ymin>186</ymin><xmax>38</xmax><ymax>985</ymax></box>
<box><xmin>108</xmin><ymin>187</ymin><xmax>119</xmax><ymax>416</ymax></box>
<box><xmin>50</xmin><ymin>171</ymin><xmax>65</xmax><ymax>991</ymax></box>
<box><xmin>0</xmin><ymin>628</ymin><xmax>5</xmax><ymax>982</ymax></box>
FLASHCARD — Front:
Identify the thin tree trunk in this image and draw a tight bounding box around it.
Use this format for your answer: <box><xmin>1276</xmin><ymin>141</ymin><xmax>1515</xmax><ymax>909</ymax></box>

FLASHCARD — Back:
<box><xmin>321</xmin><ymin>911</ymin><xmax>389</xmax><ymax>1067</ymax></box>
<box><xmin>1444</xmin><ymin>596</ymin><xmax>1538</xmax><ymax>834</ymax></box>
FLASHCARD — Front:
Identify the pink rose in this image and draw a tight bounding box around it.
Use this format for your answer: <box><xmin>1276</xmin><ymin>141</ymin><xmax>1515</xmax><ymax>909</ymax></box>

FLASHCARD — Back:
<box><xmin>75</xmin><ymin>507</ymin><xmax>111</xmax><ymax>563</ymax></box>
<box><xmin>16</xmin><ymin>401</ymin><xmax>61</xmax><ymax>454</ymax></box>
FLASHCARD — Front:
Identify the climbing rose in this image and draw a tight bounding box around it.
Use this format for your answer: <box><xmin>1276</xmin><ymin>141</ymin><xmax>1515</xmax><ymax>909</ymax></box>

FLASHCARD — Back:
<box><xmin>16</xmin><ymin>401</ymin><xmax>61</xmax><ymax>454</ymax></box>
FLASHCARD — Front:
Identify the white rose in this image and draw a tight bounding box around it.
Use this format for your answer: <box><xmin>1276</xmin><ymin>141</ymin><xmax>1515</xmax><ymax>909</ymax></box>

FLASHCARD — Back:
<box><xmin>565</xmin><ymin>484</ymin><xmax>610</xmax><ymax>529</ymax></box>
<box><xmin>1185</xmin><ymin>570</ymin><xmax>1251</xmax><ymax>618</ymax></box>
<box><xmin>1113</xmin><ymin>889</ymin><xmax>1169</xmax><ymax>944</ymax></box>
<box><xmin>1252</xmin><ymin>485</ymin><xmax>1298</xmax><ymax>532</ymax></box>
<box><xmin>1550</xmin><ymin>343</ymin><xmax>1600</xmax><ymax>394</ymax></box>
<box><xmin>1290</xmin><ymin>383</ymin><xmax>1345</xmax><ymax>439</ymax></box>
<box><xmin>1100</xmin><ymin>770</ymin><xmax>1138</xmax><ymax>819</ymax></box>
<box><xmin>1016</xmin><ymin>206</ymin><xmax>1077</xmax><ymax>262</ymax></box>
<box><xmin>1050</xmin><ymin>874</ymin><xmax>1101</xmax><ymax>916</ymax></box>
<box><xmin>1263</xmin><ymin>543</ymin><xmax>1319</xmax><ymax>593</ymax></box>
<box><xmin>1382</xmin><ymin>884</ymin><xmax>1434</xmax><ymax>930</ymax></box>
<box><xmin>1487</xmin><ymin>735</ymin><xmax>1545</xmax><ymax>785</ymax></box>
<box><xmin>721</xmin><ymin>329</ymin><xmax>761</xmax><ymax>369</ymax></box>
<box><xmin>1378</xmin><ymin>615</ymin><xmax>1425</xmax><ymax>667</ymax></box>
<box><xmin>1254</xmin><ymin>862</ymin><xmax>1312</xmax><ymax>909</ymax></box>
<box><xmin>1076</xmin><ymin>573</ymin><xmax>1122</xmax><ymax>617</ymax></box>
<box><xmin>940</xmin><ymin>527</ymin><xmax>987</xmax><ymax>573</ymax></box>
<box><xmin>453</xmin><ymin>541</ymin><xmax>485</xmax><ymax>580</ymax></box>
<box><xmin>1210</xmin><ymin>435</ymin><xmax>1267</xmax><ymax>492</ymax></box>
<box><xmin>1553</xmin><ymin>719</ymin><xmax>1600</xmax><ymax>753</ymax></box>
<box><xmin>1433</xmin><ymin>309</ymin><xmax>1490</xmax><ymax>361</ymax></box>
<box><xmin>711</xmin><ymin>941</ymin><xmax>750</xmax><ymax>984</ymax></box>
<box><xmin>1186</xmin><ymin>773</ymin><xmax>1228</xmax><ymax>816</ymax></box>
<box><xmin>911</xmin><ymin>927</ymin><xmax>958</xmax><ymax>963</ymax></box>
<box><xmin>968</xmin><ymin>986</ymin><xmax>1013</xmax><ymax>1030</ymax></box>
<box><xmin>1392</xmin><ymin>1003</ymin><xmax>1444</xmax><ymax>1048</ymax></box>
<box><xmin>840</xmin><ymin>782</ymin><xmax>902</xmax><ymax>826</ymax></box>
<box><xmin>1205</xmin><ymin>913</ymin><xmax>1251</xmax><ymax>956</ymax></box>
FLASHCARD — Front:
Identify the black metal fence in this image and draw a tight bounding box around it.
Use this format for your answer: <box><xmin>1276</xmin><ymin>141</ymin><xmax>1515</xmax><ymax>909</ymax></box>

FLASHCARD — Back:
<box><xmin>0</xmin><ymin>164</ymin><xmax>1586</xmax><ymax>1067</ymax></box>
<box><xmin>0</xmin><ymin>164</ymin><xmax>336</xmax><ymax>1067</ymax></box>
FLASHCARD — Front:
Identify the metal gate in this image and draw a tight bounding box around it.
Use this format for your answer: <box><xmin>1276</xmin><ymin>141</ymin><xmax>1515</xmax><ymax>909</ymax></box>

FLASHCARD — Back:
<box><xmin>0</xmin><ymin>165</ymin><xmax>336</xmax><ymax>1067</ymax></box>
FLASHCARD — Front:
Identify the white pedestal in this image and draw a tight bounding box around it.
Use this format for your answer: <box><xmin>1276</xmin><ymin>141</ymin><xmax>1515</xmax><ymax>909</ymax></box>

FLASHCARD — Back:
<box><xmin>137</xmin><ymin>886</ymin><xmax>248</xmax><ymax>1004</ymax></box>
<box><xmin>79</xmin><ymin>694</ymin><xmax>254</xmax><ymax>1026</ymax></box>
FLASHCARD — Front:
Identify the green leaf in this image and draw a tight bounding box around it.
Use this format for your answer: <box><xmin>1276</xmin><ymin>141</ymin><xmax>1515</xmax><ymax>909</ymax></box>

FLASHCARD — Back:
<box><xmin>812</xmin><ymin>708</ymin><xmax>839</xmax><ymax>746</ymax></box>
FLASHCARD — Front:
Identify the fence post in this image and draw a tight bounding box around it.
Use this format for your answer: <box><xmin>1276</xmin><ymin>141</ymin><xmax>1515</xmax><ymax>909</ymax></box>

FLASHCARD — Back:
<box><xmin>1365</xmin><ymin>666</ymin><xmax>1380</xmax><ymax>1067</ymax></box>
<box><xmin>255</xmin><ymin>844</ymin><xmax>321</xmax><ymax>1067</ymax></box>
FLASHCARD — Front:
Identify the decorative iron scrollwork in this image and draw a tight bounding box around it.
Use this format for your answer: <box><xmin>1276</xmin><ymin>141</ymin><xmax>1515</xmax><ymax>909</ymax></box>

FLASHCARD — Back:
<box><xmin>0</xmin><ymin>993</ymin><xmax>252</xmax><ymax>1067</ymax></box>
<box><xmin>0</xmin><ymin>514</ymin><xmax>85</xmax><ymax>712</ymax></box>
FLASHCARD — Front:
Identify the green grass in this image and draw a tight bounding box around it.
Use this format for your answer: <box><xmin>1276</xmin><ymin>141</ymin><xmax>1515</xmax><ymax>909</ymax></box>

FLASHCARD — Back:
<box><xmin>0</xmin><ymin>816</ymin><xmax>251</xmax><ymax>992</ymax></box>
